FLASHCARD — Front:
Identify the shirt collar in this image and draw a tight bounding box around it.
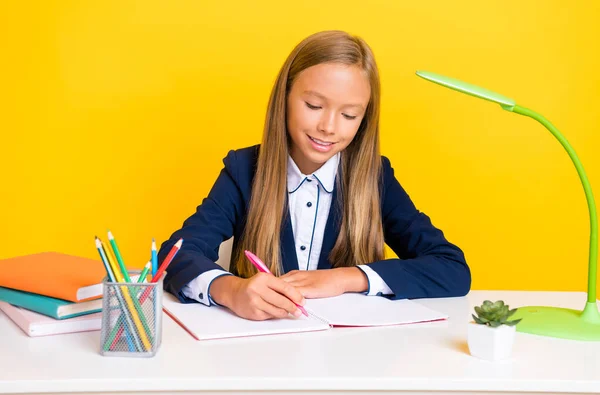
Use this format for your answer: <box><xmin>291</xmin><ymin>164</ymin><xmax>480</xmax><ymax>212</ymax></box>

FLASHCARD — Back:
<box><xmin>287</xmin><ymin>152</ymin><xmax>339</xmax><ymax>194</ymax></box>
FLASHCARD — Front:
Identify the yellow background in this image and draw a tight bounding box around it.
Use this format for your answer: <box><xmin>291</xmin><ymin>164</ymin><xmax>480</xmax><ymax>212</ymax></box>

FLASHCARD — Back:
<box><xmin>1</xmin><ymin>1</ymin><xmax>598</xmax><ymax>292</ymax></box>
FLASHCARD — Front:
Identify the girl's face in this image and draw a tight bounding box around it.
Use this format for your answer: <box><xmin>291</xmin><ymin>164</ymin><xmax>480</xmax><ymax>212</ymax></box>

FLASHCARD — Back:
<box><xmin>286</xmin><ymin>62</ymin><xmax>371</xmax><ymax>175</ymax></box>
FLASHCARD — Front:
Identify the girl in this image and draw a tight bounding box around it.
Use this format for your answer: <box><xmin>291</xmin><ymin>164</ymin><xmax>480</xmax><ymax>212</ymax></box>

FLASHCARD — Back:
<box><xmin>158</xmin><ymin>30</ymin><xmax>470</xmax><ymax>321</ymax></box>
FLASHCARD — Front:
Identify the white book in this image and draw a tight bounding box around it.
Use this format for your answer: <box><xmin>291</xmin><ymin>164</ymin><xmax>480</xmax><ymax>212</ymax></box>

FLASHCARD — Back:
<box><xmin>0</xmin><ymin>301</ymin><xmax>102</xmax><ymax>337</ymax></box>
<box><xmin>163</xmin><ymin>292</ymin><xmax>447</xmax><ymax>341</ymax></box>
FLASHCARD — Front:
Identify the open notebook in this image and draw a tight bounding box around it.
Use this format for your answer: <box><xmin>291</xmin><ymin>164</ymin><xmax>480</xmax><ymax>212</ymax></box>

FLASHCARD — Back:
<box><xmin>163</xmin><ymin>292</ymin><xmax>447</xmax><ymax>341</ymax></box>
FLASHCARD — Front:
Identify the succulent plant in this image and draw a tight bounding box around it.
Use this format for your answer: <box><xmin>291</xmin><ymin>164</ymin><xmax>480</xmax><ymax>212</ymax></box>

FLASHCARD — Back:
<box><xmin>472</xmin><ymin>300</ymin><xmax>522</xmax><ymax>327</ymax></box>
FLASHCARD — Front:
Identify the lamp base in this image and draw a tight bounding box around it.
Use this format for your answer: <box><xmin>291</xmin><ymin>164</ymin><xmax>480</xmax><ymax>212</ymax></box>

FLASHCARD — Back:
<box><xmin>512</xmin><ymin>302</ymin><xmax>600</xmax><ymax>341</ymax></box>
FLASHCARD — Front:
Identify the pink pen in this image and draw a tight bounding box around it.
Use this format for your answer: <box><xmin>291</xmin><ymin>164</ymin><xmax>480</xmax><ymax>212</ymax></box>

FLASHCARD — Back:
<box><xmin>244</xmin><ymin>250</ymin><xmax>308</xmax><ymax>317</ymax></box>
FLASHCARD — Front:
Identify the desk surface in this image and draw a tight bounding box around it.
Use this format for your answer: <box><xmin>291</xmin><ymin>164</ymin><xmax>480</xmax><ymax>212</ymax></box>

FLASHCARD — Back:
<box><xmin>1</xmin><ymin>290</ymin><xmax>599</xmax><ymax>395</ymax></box>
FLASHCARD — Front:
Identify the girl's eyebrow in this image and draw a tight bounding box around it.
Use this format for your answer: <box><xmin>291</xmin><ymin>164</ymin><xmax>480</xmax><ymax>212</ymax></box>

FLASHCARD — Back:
<box><xmin>303</xmin><ymin>90</ymin><xmax>365</xmax><ymax>110</ymax></box>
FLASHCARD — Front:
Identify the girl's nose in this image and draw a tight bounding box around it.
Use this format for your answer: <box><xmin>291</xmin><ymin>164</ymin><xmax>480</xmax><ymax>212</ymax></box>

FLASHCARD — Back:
<box><xmin>317</xmin><ymin>111</ymin><xmax>336</xmax><ymax>134</ymax></box>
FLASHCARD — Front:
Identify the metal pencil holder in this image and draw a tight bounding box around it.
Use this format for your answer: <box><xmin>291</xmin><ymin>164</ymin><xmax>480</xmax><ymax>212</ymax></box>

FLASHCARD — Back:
<box><xmin>99</xmin><ymin>271</ymin><xmax>163</xmax><ymax>357</ymax></box>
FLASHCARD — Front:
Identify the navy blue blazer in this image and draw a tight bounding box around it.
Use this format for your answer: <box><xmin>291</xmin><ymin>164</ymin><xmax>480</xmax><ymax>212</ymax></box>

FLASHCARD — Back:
<box><xmin>159</xmin><ymin>145</ymin><xmax>471</xmax><ymax>303</ymax></box>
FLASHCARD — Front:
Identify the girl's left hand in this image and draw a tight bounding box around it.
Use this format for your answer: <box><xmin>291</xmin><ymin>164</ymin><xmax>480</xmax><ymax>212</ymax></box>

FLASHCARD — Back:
<box><xmin>279</xmin><ymin>267</ymin><xmax>368</xmax><ymax>299</ymax></box>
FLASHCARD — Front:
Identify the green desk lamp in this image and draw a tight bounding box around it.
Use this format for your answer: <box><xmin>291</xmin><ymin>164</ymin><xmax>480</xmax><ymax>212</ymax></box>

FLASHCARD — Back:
<box><xmin>416</xmin><ymin>70</ymin><xmax>600</xmax><ymax>341</ymax></box>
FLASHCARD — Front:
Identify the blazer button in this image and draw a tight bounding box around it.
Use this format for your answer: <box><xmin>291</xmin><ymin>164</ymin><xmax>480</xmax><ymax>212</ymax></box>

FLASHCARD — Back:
<box><xmin>199</xmin><ymin>293</ymin><xmax>204</xmax><ymax>300</ymax></box>
<box><xmin>307</xmin><ymin>202</ymin><xmax>312</xmax><ymax>207</ymax></box>
<box><xmin>300</xmin><ymin>245</ymin><xmax>307</xmax><ymax>251</ymax></box>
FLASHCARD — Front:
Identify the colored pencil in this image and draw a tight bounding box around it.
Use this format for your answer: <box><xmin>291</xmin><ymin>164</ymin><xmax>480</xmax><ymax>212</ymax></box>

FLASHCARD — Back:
<box><xmin>138</xmin><ymin>238</ymin><xmax>182</xmax><ymax>304</ymax></box>
<box><xmin>151</xmin><ymin>238</ymin><xmax>182</xmax><ymax>283</ymax></box>
<box><xmin>95</xmin><ymin>236</ymin><xmax>116</xmax><ymax>283</ymax></box>
<box><xmin>151</xmin><ymin>238</ymin><xmax>158</xmax><ymax>276</ymax></box>
<box><xmin>103</xmin><ymin>243</ymin><xmax>123</xmax><ymax>282</ymax></box>
<box><xmin>108</xmin><ymin>230</ymin><xmax>132</xmax><ymax>282</ymax></box>
<box><xmin>95</xmin><ymin>237</ymin><xmax>138</xmax><ymax>352</ymax></box>
<box><xmin>138</xmin><ymin>261</ymin><xmax>151</xmax><ymax>283</ymax></box>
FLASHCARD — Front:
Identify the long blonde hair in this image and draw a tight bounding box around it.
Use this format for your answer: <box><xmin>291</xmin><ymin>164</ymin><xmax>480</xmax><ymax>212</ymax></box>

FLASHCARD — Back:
<box><xmin>234</xmin><ymin>30</ymin><xmax>384</xmax><ymax>277</ymax></box>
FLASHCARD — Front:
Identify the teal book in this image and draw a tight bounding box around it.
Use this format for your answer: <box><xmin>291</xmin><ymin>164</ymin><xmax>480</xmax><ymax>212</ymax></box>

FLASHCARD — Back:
<box><xmin>0</xmin><ymin>286</ymin><xmax>102</xmax><ymax>320</ymax></box>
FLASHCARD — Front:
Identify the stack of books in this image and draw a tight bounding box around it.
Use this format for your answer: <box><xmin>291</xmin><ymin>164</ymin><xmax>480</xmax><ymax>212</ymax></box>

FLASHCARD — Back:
<box><xmin>0</xmin><ymin>252</ymin><xmax>106</xmax><ymax>337</ymax></box>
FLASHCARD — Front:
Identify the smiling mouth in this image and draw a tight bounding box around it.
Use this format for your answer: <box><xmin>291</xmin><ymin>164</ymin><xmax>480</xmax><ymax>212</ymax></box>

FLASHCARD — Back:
<box><xmin>308</xmin><ymin>135</ymin><xmax>335</xmax><ymax>146</ymax></box>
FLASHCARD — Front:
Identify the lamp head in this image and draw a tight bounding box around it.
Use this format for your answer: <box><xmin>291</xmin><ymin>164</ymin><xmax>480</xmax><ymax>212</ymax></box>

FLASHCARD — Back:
<box><xmin>416</xmin><ymin>71</ymin><xmax>516</xmax><ymax>111</ymax></box>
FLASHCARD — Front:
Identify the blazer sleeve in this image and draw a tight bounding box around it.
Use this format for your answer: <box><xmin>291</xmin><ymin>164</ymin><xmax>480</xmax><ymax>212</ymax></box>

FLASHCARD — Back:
<box><xmin>365</xmin><ymin>156</ymin><xmax>471</xmax><ymax>299</ymax></box>
<box><xmin>158</xmin><ymin>149</ymin><xmax>246</xmax><ymax>303</ymax></box>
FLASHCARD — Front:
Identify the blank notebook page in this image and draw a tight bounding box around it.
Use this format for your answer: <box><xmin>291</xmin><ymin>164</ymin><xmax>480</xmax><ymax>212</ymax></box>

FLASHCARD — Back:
<box><xmin>163</xmin><ymin>293</ymin><xmax>329</xmax><ymax>340</ymax></box>
<box><xmin>305</xmin><ymin>293</ymin><xmax>448</xmax><ymax>327</ymax></box>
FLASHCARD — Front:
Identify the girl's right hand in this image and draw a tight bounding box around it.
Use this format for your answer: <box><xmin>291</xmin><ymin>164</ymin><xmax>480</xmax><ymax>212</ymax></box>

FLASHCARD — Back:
<box><xmin>209</xmin><ymin>273</ymin><xmax>306</xmax><ymax>321</ymax></box>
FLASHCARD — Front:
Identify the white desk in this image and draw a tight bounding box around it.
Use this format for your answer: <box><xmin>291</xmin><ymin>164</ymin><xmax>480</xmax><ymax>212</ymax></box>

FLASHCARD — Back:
<box><xmin>1</xmin><ymin>290</ymin><xmax>599</xmax><ymax>395</ymax></box>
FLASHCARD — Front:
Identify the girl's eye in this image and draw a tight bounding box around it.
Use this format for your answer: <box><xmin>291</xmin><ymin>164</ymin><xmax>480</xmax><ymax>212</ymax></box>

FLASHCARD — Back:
<box><xmin>305</xmin><ymin>102</ymin><xmax>321</xmax><ymax>110</ymax></box>
<box><xmin>305</xmin><ymin>102</ymin><xmax>356</xmax><ymax>120</ymax></box>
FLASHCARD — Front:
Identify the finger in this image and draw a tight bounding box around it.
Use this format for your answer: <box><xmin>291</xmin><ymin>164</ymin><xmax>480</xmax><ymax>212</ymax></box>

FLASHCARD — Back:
<box><xmin>280</xmin><ymin>273</ymin><xmax>307</xmax><ymax>284</ymax></box>
<box><xmin>267</xmin><ymin>276</ymin><xmax>306</xmax><ymax>306</ymax></box>
<box><xmin>241</xmin><ymin>293</ymin><xmax>275</xmax><ymax>321</ymax></box>
<box><xmin>280</xmin><ymin>271</ymin><xmax>301</xmax><ymax>280</ymax></box>
<box><xmin>294</xmin><ymin>285</ymin><xmax>322</xmax><ymax>299</ymax></box>
<box><xmin>283</xmin><ymin>276</ymin><xmax>309</xmax><ymax>284</ymax></box>
<box><xmin>280</xmin><ymin>275</ymin><xmax>311</xmax><ymax>286</ymax></box>
<box><xmin>261</xmin><ymin>288</ymin><xmax>302</xmax><ymax>317</ymax></box>
<box><xmin>245</xmin><ymin>308</ymin><xmax>273</xmax><ymax>321</ymax></box>
<box><xmin>280</xmin><ymin>280</ymin><xmax>308</xmax><ymax>290</ymax></box>
<box><xmin>255</xmin><ymin>295</ymin><xmax>291</xmax><ymax>319</ymax></box>
<box><xmin>280</xmin><ymin>276</ymin><xmax>296</xmax><ymax>283</ymax></box>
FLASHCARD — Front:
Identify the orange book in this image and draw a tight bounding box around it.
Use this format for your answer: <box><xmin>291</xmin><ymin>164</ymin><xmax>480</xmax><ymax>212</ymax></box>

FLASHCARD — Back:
<box><xmin>0</xmin><ymin>252</ymin><xmax>106</xmax><ymax>302</ymax></box>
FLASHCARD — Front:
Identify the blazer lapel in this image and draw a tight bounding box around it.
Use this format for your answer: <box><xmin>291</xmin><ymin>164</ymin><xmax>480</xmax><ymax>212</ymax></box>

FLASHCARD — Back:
<box><xmin>281</xmin><ymin>207</ymin><xmax>299</xmax><ymax>274</ymax></box>
<box><xmin>317</xmin><ymin>185</ymin><xmax>340</xmax><ymax>270</ymax></box>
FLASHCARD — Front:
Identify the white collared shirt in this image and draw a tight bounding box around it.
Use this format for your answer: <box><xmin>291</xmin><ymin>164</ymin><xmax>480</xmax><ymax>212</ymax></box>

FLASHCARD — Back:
<box><xmin>182</xmin><ymin>153</ymin><xmax>393</xmax><ymax>306</ymax></box>
<box><xmin>287</xmin><ymin>152</ymin><xmax>337</xmax><ymax>271</ymax></box>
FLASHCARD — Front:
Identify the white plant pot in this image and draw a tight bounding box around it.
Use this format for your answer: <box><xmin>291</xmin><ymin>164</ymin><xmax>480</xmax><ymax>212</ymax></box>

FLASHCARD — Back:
<box><xmin>467</xmin><ymin>322</ymin><xmax>516</xmax><ymax>361</ymax></box>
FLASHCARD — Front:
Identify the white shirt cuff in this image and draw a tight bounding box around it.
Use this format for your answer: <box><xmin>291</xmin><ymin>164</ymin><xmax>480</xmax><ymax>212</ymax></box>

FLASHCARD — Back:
<box><xmin>357</xmin><ymin>265</ymin><xmax>393</xmax><ymax>296</ymax></box>
<box><xmin>181</xmin><ymin>269</ymin><xmax>232</xmax><ymax>306</ymax></box>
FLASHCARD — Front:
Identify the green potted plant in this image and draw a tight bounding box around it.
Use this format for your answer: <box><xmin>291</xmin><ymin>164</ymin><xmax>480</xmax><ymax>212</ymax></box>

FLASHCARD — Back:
<box><xmin>468</xmin><ymin>300</ymin><xmax>522</xmax><ymax>361</ymax></box>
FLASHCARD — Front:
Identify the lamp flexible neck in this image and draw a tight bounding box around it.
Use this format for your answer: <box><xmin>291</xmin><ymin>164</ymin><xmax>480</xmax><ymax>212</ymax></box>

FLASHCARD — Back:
<box><xmin>512</xmin><ymin>105</ymin><xmax>598</xmax><ymax>302</ymax></box>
